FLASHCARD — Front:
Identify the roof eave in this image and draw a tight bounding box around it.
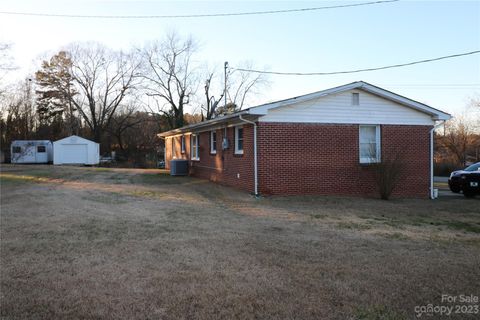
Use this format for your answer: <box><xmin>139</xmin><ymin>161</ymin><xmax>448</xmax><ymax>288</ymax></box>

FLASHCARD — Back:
<box><xmin>158</xmin><ymin>110</ymin><xmax>257</xmax><ymax>137</ymax></box>
<box><xmin>358</xmin><ymin>82</ymin><xmax>452</xmax><ymax>120</ymax></box>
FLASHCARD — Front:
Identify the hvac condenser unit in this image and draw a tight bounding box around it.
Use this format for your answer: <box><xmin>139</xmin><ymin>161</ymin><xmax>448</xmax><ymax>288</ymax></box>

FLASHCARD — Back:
<box><xmin>170</xmin><ymin>159</ymin><xmax>188</xmax><ymax>176</ymax></box>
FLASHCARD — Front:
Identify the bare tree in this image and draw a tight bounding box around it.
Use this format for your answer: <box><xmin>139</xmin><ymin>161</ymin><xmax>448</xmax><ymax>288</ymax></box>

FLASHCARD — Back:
<box><xmin>0</xmin><ymin>79</ymin><xmax>37</xmax><ymax>158</ymax></box>
<box><xmin>0</xmin><ymin>42</ymin><xmax>15</xmax><ymax>72</ymax></box>
<box><xmin>67</xmin><ymin>42</ymin><xmax>141</xmax><ymax>142</ymax></box>
<box><xmin>440</xmin><ymin>114</ymin><xmax>476</xmax><ymax>167</ymax></box>
<box><xmin>140</xmin><ymin>33</ymin><xmax>198</xmax><ymax>129</ymax></box>
<box><xmin>201</xmin><ymin>62</ymin><xmax>269</xmax><ymax>120</ymax></box>
<box><xmin>0</xmin><ymin>42</ymin><xmax>16</xmax><ymax>96</ymax></box>
<box><xmin>469</xmin><ymin>97</ymin><xmax>480</xmax><ymax>131</ymax></box>
<box><xmin>202</xmin><ymin>72</ymin><xmax>224</xmax><ymax>120</ymax></box>
<box><xmin>226</xmin><ymin>62</ymin><xmax>269</xmax><ymax>111</ymax></box>
<box><xmin>107</xmin><ymin>103</ymin><xmax>145</xmax><ymax>153</ymax></box>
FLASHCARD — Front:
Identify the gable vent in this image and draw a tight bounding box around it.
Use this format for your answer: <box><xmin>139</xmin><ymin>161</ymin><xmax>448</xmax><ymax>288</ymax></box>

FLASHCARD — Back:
<box><xmin>352</xmin><ymin>92</ymin><xmax>360</xmax><ymax>105</ymax></box>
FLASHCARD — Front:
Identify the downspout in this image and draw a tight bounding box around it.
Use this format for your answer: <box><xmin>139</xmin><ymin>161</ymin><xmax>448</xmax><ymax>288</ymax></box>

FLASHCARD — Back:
<box><xmin>430</xmin><ymin>121</ymin><xmax>445</xmax><ymax>199</ymax></box>
<box><xmin>239</xmin><ymin>114</ymin><xmax>258</xmax><ymax>196</ymax></box>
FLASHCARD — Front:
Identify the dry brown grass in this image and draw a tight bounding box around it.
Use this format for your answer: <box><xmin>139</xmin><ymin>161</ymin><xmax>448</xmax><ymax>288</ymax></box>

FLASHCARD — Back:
<box><xmin>1</xmin><ymin>164</ymin><xmax>479</xmax><ymax>319</ymax></box>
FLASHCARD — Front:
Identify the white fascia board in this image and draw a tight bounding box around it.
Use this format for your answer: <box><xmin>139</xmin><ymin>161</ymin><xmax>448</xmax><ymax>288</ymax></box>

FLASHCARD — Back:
<box><xmin>359</xmin><ymin>83</ymin><xmax>452</xmax><ymax>121</ymax></box>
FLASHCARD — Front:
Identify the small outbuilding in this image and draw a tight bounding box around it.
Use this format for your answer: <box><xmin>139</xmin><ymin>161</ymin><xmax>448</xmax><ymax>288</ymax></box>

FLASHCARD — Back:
<box><xmin>53</xmin><ymin>135</ymin><xmax>100</xmax><ymax>165</ymax></box>
<box><xmin>10</xmin><ymin>140</ymin><xmax>53</xmax><ymax>164</ymax></box>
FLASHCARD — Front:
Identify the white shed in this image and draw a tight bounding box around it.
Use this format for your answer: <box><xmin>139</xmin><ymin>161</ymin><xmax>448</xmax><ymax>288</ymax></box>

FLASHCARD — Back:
<box><xmin>11</xmin><ymin>140</ymin><xmax>53</xmax><ymax>164</ymax></box>
<box><xmin>53</xmin><ymin>135</ymin><xmax>100</xmax><ymax>165</ymax></box>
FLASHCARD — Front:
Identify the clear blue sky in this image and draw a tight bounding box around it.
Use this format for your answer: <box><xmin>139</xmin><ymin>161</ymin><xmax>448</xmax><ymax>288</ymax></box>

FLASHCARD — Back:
<box><xmin>1</xmin><ymin>0</ymin><xmax>479</xmax><ymax>115</ymax></box>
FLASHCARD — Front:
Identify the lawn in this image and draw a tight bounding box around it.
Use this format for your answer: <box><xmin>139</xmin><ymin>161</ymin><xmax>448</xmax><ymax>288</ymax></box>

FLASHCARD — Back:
<box><xmin>1</xmin><ymin>165</ymin><xmax>479</xmax><ymax>319</ymax></box>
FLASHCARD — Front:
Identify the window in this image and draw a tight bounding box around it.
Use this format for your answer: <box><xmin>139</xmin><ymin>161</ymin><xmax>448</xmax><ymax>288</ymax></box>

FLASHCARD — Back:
<box><xmin>359</xmin><ymin>125</ymin><xmax>380</xmax><ymax>163</ymax></box>
<box><xmin>191</xmin><ymin>134</ymin><xmax>199</xmax><ymax>160</ymax></box>
<box><xmin>37</xmin><ymin>146</ymin><xmax>46</xmax><ymax>153</ymax></box>
<box><xmin>235</xmin><ymin>126</ymin><xmax>244</xmax><ymax>155</ymax></box>
<box><xmin>210</xmin><ymin>131</ymin><xmax>217</xmax><ymax>154</ymax></box>
<box><xmin>352</xmin><ymin>92</ymin><xmax>360</xmax><ymax>106</ymax></box>
<box><xmin>465</xmin><ymin>163</ymin><xmax>480</xmax><ymax>172</ymax></box>
<box><xmin>181</xmin><ymin>135</ymin><xmax>185</xmax><ymax>153</ymax></box>
<box><xmin>12</xmin><ymin>146</ymin><xmax>21</xmax><ymax>153</ymax></box>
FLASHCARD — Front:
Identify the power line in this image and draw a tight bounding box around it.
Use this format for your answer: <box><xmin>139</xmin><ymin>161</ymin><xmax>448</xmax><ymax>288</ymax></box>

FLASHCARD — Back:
<box><xmin>231</xmin><ymin>50</ymin><xmax>480</xmax><ymax>76</ymax></box>
<box><xmin>385</xmin><ymin>84</ymin><xmax>480</xmax><ymax>87</ymax></box>
<box><xmin>387</xmin><ymin>86</ymin><xmax>480</xmax><ymax>90</ymax></box>
<box><xmin>0</xmin><ymin>0</ymin><xmax>398</xmax><ymax>19</ymax></box>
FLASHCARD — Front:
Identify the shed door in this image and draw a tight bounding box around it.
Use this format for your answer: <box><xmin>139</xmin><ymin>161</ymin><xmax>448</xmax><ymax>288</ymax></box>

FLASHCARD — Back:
<box><xmin>35</xmin><ymin>145</ymin><xmax>48</xmax><ymax>163</ymax></box>
<box><xmin>61</xmin><ymin>144</ymin><xmax>88</xmax><ymax>164</ymax></box>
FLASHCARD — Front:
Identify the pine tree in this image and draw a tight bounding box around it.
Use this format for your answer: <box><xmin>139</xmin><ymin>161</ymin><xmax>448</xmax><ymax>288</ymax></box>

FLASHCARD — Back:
<box><xmin>35</xmin><ymin>51</ymin><xmax>78</xmax><ymax>135</ymax></box>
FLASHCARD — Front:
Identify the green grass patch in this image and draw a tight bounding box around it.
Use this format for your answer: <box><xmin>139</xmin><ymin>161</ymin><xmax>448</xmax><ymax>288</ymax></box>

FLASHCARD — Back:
<box><xmin>408</xmin><ymin>217</ymin><xmax>480</xmax><ymax>234</ymax></box>
<box><xmin>360</xmin><ymin>216</ymin><xmax>405</xmax><ymax>229</ymax></box>
<box><xmin>437</xmin><ymin>220</ymin><xmax>480</xmax><ymax>234</ymax></box>
<box><xmin>0</xmin><ymin>174</ymin><xmax>49</xmax><ymax>184</ymax></box>
<box><xmin>90</xmin><ymin>167</ymin><xmax>113</xmax><ymax>172</ymax></box>
<box><xmin>0</xmin><ymin>176</ymin><xmax>29</xmax><ymax>186</ymax></box>
<box><xmin>107</xmin><ymin>174</ymin><xmax>128</xmax><ymax>184</ymax></box>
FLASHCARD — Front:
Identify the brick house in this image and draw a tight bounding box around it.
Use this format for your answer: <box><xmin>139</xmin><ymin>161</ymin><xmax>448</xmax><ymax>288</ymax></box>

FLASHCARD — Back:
<box><xmin>159</xmin><ymin>81</ymin><xmax>451</xmax><ymax>198</ymax></box>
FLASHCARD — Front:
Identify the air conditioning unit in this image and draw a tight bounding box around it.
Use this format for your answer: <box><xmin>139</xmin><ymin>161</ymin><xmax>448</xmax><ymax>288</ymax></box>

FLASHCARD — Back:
<box><xmin>170</xmin><ymin>159</ymin><xmax>189</xmax><ymax>176</ymax></box>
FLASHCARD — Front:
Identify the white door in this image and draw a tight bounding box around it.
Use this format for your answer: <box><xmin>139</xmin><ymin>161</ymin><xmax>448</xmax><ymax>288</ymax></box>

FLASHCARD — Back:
<box><xmin>61</xmin><ymin>144</ymin><xmax>88</xmax><ymax>164</ymax></box>
<box><xmin>35</xmin><ymin>145</ymin><xmax>48</xmax><ymax>163</ymax></box>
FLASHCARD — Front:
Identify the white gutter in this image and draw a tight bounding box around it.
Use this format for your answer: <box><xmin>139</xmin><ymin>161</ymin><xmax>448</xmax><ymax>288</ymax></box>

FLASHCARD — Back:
<box><xmin>430</xmin><ymin>121</ymin><xmax>445</xmax><ymax>199</ymax></box>
<box><xmin>239</xmin><ymin>114</ymin><xmax>258</xmax><ymax>196</ymax></box>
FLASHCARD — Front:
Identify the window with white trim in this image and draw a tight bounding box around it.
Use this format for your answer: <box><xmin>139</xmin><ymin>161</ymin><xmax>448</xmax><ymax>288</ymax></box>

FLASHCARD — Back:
<box><xmin>234</xmin><ymin>126</ymin><xmax>244</xmax><ymax>155</ymax></box>
<box><xmin>359</xmin><ymin>125</ymin><xmax>380</xmax><ymax>163</ymax></box>
<box><xmin>181</xmin><ymin>135</ymin><xmax>185</xmax><ymax>153</ymax></box>
<box><xmin>191</xmin><ymin>134</ymin><xmax>199</xmax><ymax>160</ymax></box>
<box><xmin>210</xmin><ymin>131</ymin><xmax>217</xmax><ymax>154</ymax></box>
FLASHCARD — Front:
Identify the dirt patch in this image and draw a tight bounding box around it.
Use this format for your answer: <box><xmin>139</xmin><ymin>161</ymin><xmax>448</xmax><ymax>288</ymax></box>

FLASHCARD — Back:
<box><xmin>1</xmin><ymin>164</ymin><xmax>479</xmax><ymax>319</ymax></box>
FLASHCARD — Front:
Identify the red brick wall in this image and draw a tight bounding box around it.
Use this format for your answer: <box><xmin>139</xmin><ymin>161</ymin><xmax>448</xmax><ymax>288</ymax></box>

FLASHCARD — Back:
<box><xmin>257</xmin><ymin>123</ymin><xmax>432</xmax><ymax>198</ymax></box>
<box><xmin>164</xmin><ymin>125</ymin><xmax>255</xmax><ymax>193</ymax></box>
<box><xmin>164</xmin><ymin>122</ymin><xmax>432</xmax><ymax>198</ymax></box>
<box><xmin>381</xmin><ymin>125</ymin><xmax>431</xmax><ymax>198</ymax></box>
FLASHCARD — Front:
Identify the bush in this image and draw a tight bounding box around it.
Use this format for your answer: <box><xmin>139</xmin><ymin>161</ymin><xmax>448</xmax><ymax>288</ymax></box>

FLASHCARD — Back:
<box><xmin>371</xmin><ymin>154</ymin><xmax>405</xmax><ymax>200</ymax></box>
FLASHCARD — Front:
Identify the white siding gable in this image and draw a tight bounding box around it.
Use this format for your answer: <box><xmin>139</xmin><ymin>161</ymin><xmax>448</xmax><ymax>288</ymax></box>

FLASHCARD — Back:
<box><xmin>258</xmin><ymin>89</ymin><xmax>434</xmax><ymax>125</ymax></box>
